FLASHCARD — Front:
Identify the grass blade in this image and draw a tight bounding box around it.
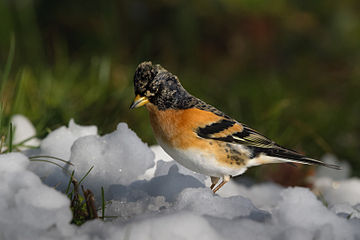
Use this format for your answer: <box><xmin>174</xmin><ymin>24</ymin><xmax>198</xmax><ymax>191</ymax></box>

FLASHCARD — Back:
<box><xmin>7</xmin><ymin>122</ymin><xmax>13</xmax><ymax>152</ymax></box>
<box><xmin>16</xmin><ymin>144</ymin><xmax>39</xmax><ymax>149</ymax></box>
<box><xmin>29</xmin><ymin>159</ymin><xmax>68</xmax><ymax>172</ymax></box>
<box><xmin>29</xmin><ymin>155</ymin><xmax>73</xmax><ymax>166</ymax></box>
<box><xmin>79</xmin><ymin>166</ymin><xmax>94</xmax><ymax>185</ymax></box>
<box><xmin>13</xmin><ymin>135</ymin><xmax>37</xmax><ymax>147</ymax></box>
<box><xmin>66</xmin><ymin>170</ymin><xmax>75</xmax><ymax>194</ymax></box>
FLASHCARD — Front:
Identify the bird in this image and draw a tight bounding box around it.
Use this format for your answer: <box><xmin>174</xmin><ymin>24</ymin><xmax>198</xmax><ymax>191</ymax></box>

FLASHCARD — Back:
<box><xmin>130</xmin><ymin>61</ymin><xmax>340</xmax><ymax>193</ymax></box>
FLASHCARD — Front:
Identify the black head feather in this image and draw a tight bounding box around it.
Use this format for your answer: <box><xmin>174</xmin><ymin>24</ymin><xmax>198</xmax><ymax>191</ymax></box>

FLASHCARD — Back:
<box><xmin>133</xmin><ymin>61</ymin><xmax>164</xmax><ymax>97</ymax></box>
<box><xmin>134</xmin><ymin>61</ymin><xmax>192</xmax><ymax>110</ymax></box>
<box><xmin>133</xmin><ymin>61</ymin><xmax>226</xmax><ymax>115</ymax></box>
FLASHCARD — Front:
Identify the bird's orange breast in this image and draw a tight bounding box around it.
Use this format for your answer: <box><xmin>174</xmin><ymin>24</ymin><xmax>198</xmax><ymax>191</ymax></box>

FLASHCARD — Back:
<box><xmin>146</xmin><ymin>103</ymin><xmax>222</xmax><ymax>149</ymax></box>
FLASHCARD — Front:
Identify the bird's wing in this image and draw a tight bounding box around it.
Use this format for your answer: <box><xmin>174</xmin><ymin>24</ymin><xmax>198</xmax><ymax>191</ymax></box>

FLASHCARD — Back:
<box><xmin>195</xmin><ymin>115</ymin><xmax>340</xmax><ymax>170</ymax></box>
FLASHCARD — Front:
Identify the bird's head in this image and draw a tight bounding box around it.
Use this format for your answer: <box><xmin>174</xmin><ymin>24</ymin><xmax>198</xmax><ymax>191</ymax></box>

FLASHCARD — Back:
<box><xmin>130</xmin><ymin>61</ymin><xmax>189</xmax><ymax>110</ymax></box>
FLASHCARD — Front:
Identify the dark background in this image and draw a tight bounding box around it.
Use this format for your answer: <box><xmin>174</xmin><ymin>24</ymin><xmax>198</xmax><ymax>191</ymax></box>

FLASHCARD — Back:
<box><xmin>1</xmin><ymin>0</ymin><xmax>359</xmax><ymax>180</ymax></box>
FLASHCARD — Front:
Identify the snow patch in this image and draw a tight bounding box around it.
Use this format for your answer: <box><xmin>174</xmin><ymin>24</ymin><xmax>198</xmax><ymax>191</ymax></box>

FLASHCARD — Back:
<box><xmin>0</xmin><ymin>116</ymin><xmax>359</xmax><ymax>240</ymax></box>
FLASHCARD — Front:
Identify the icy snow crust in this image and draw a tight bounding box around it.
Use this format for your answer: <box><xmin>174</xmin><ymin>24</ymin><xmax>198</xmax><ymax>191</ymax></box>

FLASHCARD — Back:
<box><xmin>1</xmin><ymin>118</ymin><xmax>360</xmax><ymax>239</ymax></box>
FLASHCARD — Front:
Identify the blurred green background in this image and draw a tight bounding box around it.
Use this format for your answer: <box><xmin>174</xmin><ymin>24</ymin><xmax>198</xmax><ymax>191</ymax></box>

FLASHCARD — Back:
<box><xmin>0</xmin><ymin>0</ymin><xmax>359</xmax><ymax>177</ymax></box>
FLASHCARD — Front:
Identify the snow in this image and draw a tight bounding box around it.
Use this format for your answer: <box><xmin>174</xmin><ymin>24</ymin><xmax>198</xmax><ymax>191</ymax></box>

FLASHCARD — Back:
<box><xmin>315</xmin><ymin>153</ymin><xmax>352</xmax><ymax>180</ymax></box>
<box><xmin>314</xmin><ymin>177</ymin><xmax>360</xmax><ymax>206</ymax></box>
<box><xmin>37</xmin><ymin>119</ymin><xmax>98</xmax><ymax>161</ymax></box>
<box><xmin>273</xmin><ymin>187</ymin><xmax>353</xmax><ymax>239</ymax></box>
<box><xmin>218</xmin><ymin>181</ymin><xmax>284</xmax><ymax>211</ymax></box>
<box><xmin>1</xmin><ymin>115</ymin><xmax>359</xmax><ymax>240</ymax></box>
<box><xmin>122</xmin><ymin>212</ymin><xmax>221</xmax><ymax>240</ymax></box>
<box><xmin>69</xmin><ymin>122</ymin><xmax>154</xmax><ymax>199</ymax></box>
<box><xmin>25</xmin><ymin>119</ymin><xmax>98</xmax><ymax>191</ymax></box>
<box><xmin>0</xmin><ymin>152</ymin><xmax>74</xmax><ymax>240</ymax></box>
<box><xmin>109</xmin><ymin>164</ymin><xmax>204</xmax><ymax>202</ymax></box>
<box><xmin>9</xmin><ymin>114</ymin><xmax>40</xmax><ymax>151</ymax></box>
<box><xmin>174</xmin><ymin>188</ymin><xmax>265</xmax><ymax>219</ymax></box>
<box><xmin>140</xmin><ymin>145</ymin><xmax>173</xmax><ymax>180</ymax></box>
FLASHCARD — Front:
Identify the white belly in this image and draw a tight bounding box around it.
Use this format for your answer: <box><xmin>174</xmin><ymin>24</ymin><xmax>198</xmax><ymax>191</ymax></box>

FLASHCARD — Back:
<box><xmin>156</xmin><ymin>137</ymin><xmax>247</xmax><ymax>177</ymax></box>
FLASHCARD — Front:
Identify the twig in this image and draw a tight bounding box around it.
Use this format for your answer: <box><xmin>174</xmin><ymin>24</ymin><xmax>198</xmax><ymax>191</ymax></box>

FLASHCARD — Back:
<box><xmin>70</xmin><ymin>177</ymin><xmax>80</xmax><ymax>209</ymax></box>
<box><xmin>101</xmin><ymin>186</ymin><xmax>105</xmax><ymax>220</ymax></box>
<box><xmin>82</xmin><ymin>185</ymin><xmax>98</xmax><ymax>219</ymax></box>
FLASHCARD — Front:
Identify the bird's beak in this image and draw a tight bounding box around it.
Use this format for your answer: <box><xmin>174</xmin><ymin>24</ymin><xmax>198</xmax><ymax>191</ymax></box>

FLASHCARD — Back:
<box><xmin>130</xmin><ymin>95</ymin><xmax>149</xmax><ymax>109</ymax></box>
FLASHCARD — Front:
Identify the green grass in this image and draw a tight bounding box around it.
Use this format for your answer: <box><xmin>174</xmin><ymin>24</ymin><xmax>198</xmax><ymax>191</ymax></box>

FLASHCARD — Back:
<box><xmin>1</xmin><ymin>50</ymin><xmax>359</xmax><ymax>176</ymax></box>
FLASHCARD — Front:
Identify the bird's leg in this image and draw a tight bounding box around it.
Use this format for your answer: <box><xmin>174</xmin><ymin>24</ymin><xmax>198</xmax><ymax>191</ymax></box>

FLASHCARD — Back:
<box><xmin>212</xmin><ymin>175</ymin><xmax>230</xmax><ymax>193</ymax></box>
<box><xmin>210</xmin><ymin>176</ymin><xmax>220</xmax><ymax>190</ymax></box>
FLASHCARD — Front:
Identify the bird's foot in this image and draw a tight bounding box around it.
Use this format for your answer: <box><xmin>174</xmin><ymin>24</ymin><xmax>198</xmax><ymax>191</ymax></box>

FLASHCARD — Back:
<box><xmin>210</xmin><ymin>176</ymin><xmax>220</xmax><ymax>190</ymax></box>
<box><xmin>212</xmin><ymin>175</ymin><xmax>230</xmax><ymax>193</ymax></box>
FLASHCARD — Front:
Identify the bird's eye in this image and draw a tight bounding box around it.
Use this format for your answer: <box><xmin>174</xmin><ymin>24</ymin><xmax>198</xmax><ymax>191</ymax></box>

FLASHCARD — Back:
<box><xmin>145</xmin><ymin>90</ymin><xmax>155</xmax><ymax>97</ymax></box>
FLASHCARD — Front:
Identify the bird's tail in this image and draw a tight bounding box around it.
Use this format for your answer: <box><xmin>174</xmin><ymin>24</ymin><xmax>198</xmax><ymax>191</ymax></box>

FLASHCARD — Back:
<box><xmin>283</xmin><ymin>156</ymin><xmax>341</xmax><ymax>170</ymax></box>
<box><xmin>248</xmin><ymin>145</ymin><xmax>341</xmax><ymax>170</ymax></box>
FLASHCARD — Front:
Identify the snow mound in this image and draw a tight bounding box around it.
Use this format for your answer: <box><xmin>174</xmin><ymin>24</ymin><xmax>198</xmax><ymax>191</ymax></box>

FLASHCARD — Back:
<box><xmin>316</xmin><ymin>154</ymin><xmax>351</xmax><ymax>180</ymax></box>
<box><xmin>11</xmin><ymin>114</ymin><xmax>40</xmax><ymax>149</ymax></box>
<box><xmin>314</xmin><ymin>177</ymin><xmax>360</xmax><ymax>206</ymax></box>
<box><xmin>25</xmin><ymin>119</ymin><xmax>98</xmax><ymax>190</ymax></box>
<box><xmin>273</xmin><ymin>187</ymin><xmax>353</xmax><ymax>239</ymax></box>
<box><xmin>69</xmin><ymin>122</ymin><xmax>154</xmax><ymax>198</ymax></box>
<box><xmin>0</xmin><ymin>153</ymin><xmax>73</xmax><ymax>239</ymax></box>
<box><xmin>35</xmin><ymin>119</ymin><xmax>97</xmax><ymax>161</ymax></box>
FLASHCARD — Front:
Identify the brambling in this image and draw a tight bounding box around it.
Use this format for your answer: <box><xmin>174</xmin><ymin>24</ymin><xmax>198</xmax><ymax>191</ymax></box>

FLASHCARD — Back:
<box><xmin>130</xmin><ymin>61</ymin><xmax>340</xmax><ymax>193</ymax></box>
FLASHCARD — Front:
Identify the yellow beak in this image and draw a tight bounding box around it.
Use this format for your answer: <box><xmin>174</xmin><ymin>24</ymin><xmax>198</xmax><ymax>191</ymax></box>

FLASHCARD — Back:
<box><xmin>130</xmin><ymin>95</ymin><xmax>149</xmax><ymax>109</ymax></box>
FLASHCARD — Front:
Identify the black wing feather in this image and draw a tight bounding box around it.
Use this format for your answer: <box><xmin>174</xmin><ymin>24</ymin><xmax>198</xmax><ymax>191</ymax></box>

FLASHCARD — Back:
<box><xmin>197</xmin><ymin>119</ymin><xmax>235</xmax><ymax>137</ymax></box>
<box><xmin>196</xmin><ymin>121</ymin><xmax>340</xmax><ymax>170</ymax></box>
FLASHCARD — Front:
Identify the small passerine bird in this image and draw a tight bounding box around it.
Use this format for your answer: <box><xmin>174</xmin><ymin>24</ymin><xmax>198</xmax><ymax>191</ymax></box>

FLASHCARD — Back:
<box><xmin>130</xmin><ymin>61</ymin><xmax>340</xmax><ymax>193</ymax></box>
